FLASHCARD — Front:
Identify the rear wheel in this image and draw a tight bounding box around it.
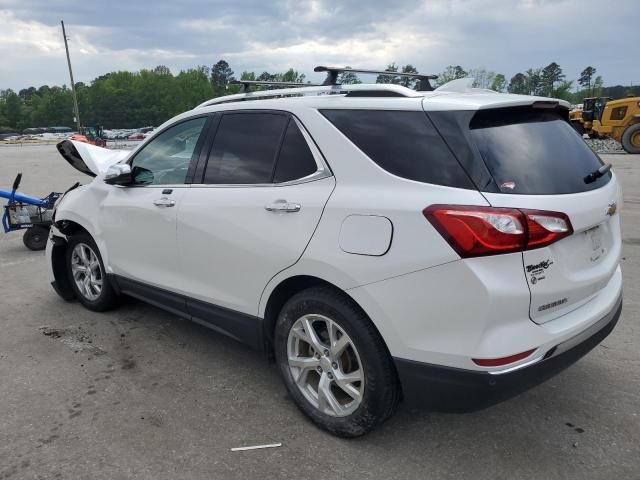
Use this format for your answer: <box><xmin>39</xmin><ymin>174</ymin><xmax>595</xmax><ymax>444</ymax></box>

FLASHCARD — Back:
<box><xmin>23</xmin><ymin>225</ymin><xmax>49</xmax><ymax>251</ymax></box>
<box><xmin>66</xmin><ymin>234</ymin><xmax>119</xmax><ymax>311</ymax></box>
<box><xmin>274</xmin><ymin>287</ymin><xmax>400</xmax><ymax>437</ymax></box>
<box><xmin>621</xmin><ymin>123</ymin><xmax>640</xmax><ymax>154</ymax></box>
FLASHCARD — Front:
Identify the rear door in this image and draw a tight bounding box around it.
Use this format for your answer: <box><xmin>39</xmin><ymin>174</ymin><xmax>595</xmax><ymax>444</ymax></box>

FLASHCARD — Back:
<box><xmin>176</xmin><ymin>111</ymin><xmax>335</xmax><ymax>334</ymax></box>
<box><xmin>468</xmin><ymin>108</ymin><xmax>622</xmax><ymax>323</ymax></box>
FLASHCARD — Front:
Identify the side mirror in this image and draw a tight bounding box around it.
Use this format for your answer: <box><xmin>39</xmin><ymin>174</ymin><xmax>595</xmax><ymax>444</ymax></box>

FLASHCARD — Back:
<box><xmin>104</xmin><ymin>164</ymin><xmax>132</xmax><ymax>185</ymax></box>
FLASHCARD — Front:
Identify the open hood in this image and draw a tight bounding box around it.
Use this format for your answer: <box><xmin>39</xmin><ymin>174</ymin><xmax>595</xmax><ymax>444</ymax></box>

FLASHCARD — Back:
<box><xmin>56</xmin><ymin>140</ymin><xmax>130</xmax><ymax>177</ymax></box>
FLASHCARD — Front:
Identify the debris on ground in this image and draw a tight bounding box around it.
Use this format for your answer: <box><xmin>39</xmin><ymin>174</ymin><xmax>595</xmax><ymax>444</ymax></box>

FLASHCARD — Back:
<box><xmin>231</xmin><ymin>443</ymin><xmax>282</xmax><ymax>452</ymax></box>
<box><xmin>584</xmin><ymin>137</ymin><xmax>625</xmax><ymax>154</ymax></box>
<box><xmin>39</xmin><ymin>325</ymin><xmax>106</xmax><ymax>356</ymax></box>
<box><xmin>39</xmin><ymin>326</ymin><xmax>63</xmax><ymax>338</ymax></box>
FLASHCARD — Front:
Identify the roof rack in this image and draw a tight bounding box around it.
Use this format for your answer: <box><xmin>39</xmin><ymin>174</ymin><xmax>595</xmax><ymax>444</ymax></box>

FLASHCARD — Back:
<box><xmin>230</xmin><ymin>80</ymin><xmax>320</xmax><ymax>93</ymax></box>
<box><xmin>195</xmin><ymin>83</ymin><xmax>423</xmax><ymax>108</ymax></box>
<box><xmin>314</xmin><ymin>65</ymin><xmax>438</xmax><ymax>91</ymax></box>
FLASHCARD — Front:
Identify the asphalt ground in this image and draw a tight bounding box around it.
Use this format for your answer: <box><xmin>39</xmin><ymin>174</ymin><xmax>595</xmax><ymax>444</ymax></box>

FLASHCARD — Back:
<box><xmin>1</xmin><ymin>144</ymin><xmax>639</xmax><ymax>479</ymax></box>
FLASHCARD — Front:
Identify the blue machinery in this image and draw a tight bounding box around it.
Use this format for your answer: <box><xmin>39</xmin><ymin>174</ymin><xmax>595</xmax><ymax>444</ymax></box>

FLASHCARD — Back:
<box><xmin>1</xmin><ymin>173</ymin><xmax>61</xmax><ymax>250</ymax></box>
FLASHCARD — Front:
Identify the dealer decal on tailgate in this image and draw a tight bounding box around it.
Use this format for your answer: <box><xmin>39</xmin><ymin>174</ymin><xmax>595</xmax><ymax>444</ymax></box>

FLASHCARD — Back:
<box><xmin>526</xmin><ymin>259</ymin><xmax>553</xmax><ymax>285</ymax></box>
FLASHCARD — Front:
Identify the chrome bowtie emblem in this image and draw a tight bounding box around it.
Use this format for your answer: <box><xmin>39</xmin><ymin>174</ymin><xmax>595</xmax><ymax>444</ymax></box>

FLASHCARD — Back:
<box><xmin>606</xmin><ymin>202</ymin><xmax>617</xmax><ymax>216</ymax></box>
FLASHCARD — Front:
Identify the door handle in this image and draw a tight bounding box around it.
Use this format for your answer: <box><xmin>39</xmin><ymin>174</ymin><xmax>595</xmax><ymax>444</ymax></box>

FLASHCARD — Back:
<box><xmin>265</xmin><ymin>199</ymin><xmax>301</xmax><ymax>213</ymax></box>
<box><xmin>153</xmin><ymin>197</ymin><xmax>176</xmax><ymax>207</ymax></box>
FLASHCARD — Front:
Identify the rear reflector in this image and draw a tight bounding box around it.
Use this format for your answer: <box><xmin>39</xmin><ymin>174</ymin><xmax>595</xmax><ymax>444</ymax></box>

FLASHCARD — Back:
<box><xmin>423</xmin><ymin>205</ymin><xmax>573</xmax><ymax>258</ymax></box>
<box><xmin>472</xmin><ymin>348</ymin><xmax>537</xmax><ymax>367</ymax></box>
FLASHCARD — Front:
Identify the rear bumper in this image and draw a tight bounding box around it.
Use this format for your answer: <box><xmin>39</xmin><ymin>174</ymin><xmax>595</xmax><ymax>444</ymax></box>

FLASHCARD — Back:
<box><xmin>394</xmin><ymin>293</ymin><xmax>623</xmax><ymax>412</ymax></box>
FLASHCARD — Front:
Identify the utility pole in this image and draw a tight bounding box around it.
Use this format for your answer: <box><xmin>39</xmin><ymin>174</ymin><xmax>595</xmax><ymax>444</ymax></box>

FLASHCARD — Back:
<box><xmin>61</xmin><ymin>20</ymin><xmax>81</xmax><ymax>132</ymax></box>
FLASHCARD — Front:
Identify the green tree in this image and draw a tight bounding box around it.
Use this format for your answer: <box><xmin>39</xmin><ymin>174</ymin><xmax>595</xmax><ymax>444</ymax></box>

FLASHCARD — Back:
<box><xmin>280</xmin><ymin>68</ymin><xmax>306</xmax><ymax>83</ymax></box>
<box><xmin>508</xmin><ymin>73</ymin><xmax>528</xmax><ymax>94</ymax></box>
<box><xmin>551</xmin><ymin>80</ymin><xmax>574</xmax><ymax>101</ymax></box>
<box><xmin>399</xmin><ymin>64</ymin><xmax>418</xmax><ymax>89</ymax></box>
<box><xmin>3</xmin><ymin>90</ymin><xmax>22</xmax><ymax>128</ymax></box>
<box><xmin>436</xmin><ymin>65</ymin><xmax>467</xmax><ymax>85</ymax></box>
<box><xmin>541</xmin><ymin>62</ymin><xmax>565</xmax><ymax>96</ymax></box>
<box><xmin>255</xmin><ymin>71</ymin><xmax>271</xmax><ymax>81</ymax></box>
<box><xmin>175</xmin><ymin>68</ymin><xmax>214</xmax><ymax>110</ymax></box>
<box><xmin>578</xmin><ymin>66</ymin><xmax>596</xmax><ymax>96</ymax></box>
<box><xmin>376</xmin><ymin>63</ymin><xmax>399</xmax><ymax>84</ymax></box>
<box><xmin>490</xmin><ymin>73</ymin><xmax>507</xmax><ymax>92</ymax></box>
<box><xmin>525</xmin><ymin>68</ymin><xmax>543</xmax><ymax>95</ymax></box>
<box><xmin>593</xmin><ymin>75</ymin><xmax>604</xmax><ymax>97</ymax></box>
<box><xmin>468</xmin><ymin>68</ymin><xmax>496</xmax><ymax>89</ymax></box>
<box><xmin>18</xmin><ymin>87</ymin><xmax>37</xmax><ymax>101</ymax></box>
<box><xmin>211</xmin><ymin>60</ymin><xmax>234</xmax><ymax>97</ymax></box>
<box><xmin>0</xmin><ymin>60</ymin><xmax>629</xmax><ymax>132</ymax></box>
<box><xmin>338</xmin><ymin>68</ymin><xmax>361</xmax><ymax>85</ymax></box>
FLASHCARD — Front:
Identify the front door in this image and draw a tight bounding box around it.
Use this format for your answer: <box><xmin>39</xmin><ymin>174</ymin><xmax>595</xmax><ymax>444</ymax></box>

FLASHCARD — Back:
<box><xmin>100</xmin><ymin>115</ymin><xmax>209</xmax><ymax>292</ymax></box>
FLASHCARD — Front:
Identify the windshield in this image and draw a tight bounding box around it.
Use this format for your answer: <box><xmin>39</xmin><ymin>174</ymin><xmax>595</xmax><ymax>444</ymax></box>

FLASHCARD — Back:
<box><xmin>469</xmin><ymin>108</ymin><xmax>610</xmax><ymax>194</ymax></box>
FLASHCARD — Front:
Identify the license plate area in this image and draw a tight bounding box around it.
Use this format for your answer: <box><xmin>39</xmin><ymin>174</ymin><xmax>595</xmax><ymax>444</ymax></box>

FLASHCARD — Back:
<box><xmin>585</xmin><ymin>225</ymin><xmax>605</xmax><ymax>263</ymax></box>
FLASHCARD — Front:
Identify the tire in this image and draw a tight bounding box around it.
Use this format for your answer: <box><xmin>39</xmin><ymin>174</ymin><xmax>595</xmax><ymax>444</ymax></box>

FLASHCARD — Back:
<box><xmin>23</xmin><ymin>225</ymin><xmax>49</xmax><ymax>251</ymax></box>
<box><xmin>274</xmin><ymin>287</ymin><xmax>400</xmax><ymax>437</ymax></box>
<box><xmin>65</xmin><ymin>233</ymin><xmax>119</xmax><ymax>311</ymax></box>
<box><xmin>621</xmin><ymin>123</ymin><xmax>640</xmax><ymax>154</ymax></box>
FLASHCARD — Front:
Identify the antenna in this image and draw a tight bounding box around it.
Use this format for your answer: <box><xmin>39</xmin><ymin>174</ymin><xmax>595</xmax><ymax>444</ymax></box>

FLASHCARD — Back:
<box><xmin>230</xmin><ymin>80</ymin><xmax>320</xmax><ymax>93</ymax></box>
<box><xmin>61</xmin><ymin>20</ymin><xmax>81</xmax><ymax>132</ymax></box>
<box><xmin>314</xmin><ymin>66</ymin><xmax>438</xmax><ymax>91</ymax></box>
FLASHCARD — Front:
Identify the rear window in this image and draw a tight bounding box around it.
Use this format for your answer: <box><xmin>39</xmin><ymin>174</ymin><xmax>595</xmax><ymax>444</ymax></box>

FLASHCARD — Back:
<box><xmin>470</xmin><ymin>108</ymin><xmax>610</xmax><ymax>194</ymax></box>
<box><xmin>320</xmin><ymin>110</ymin><xmax>474</xmax><ymax>188</ymax></box>
<box><xmin>273</xmin><ymin>120</ymin><xmax>318</xmax><ymax>183</ymax></box>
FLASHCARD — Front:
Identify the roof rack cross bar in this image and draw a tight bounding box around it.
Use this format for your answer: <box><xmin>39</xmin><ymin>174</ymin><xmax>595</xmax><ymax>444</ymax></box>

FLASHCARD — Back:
<box><xmin>314</xmin><ymin>66</ymin><xmax>438</xmax><ymax>91</ymax></box>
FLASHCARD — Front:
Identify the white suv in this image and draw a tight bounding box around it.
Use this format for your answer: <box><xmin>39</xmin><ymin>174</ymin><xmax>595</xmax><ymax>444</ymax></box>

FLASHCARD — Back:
<box><xmin>48</xmin><ymin>74</ymin><xmax>623</xmax><ymax>437</ymax></box>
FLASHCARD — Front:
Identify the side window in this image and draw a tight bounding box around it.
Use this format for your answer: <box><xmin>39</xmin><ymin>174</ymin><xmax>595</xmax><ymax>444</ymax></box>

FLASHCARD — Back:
<box><xmin>273</xmin><ymin>119</ymin><xmax>318</xmax><ymax>183</ymax></box>
<box><xmin>130</xmin><ymin>116</ymin><xmax>207</xmax><ymax>185</ymax></box>
<box><xmin>320</xmin><ymin>110</ymin><xmax>473</xmax><ymax>188</ymax></box>
<box><xmin>204</xmin><ymin>113</ymin><xmax>288</xmax><ymax>184</ymax></box>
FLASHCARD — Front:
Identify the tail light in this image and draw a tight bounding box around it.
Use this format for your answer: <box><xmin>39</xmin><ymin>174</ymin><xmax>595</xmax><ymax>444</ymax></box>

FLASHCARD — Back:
<box><xmin>472</xmin><ymin>348</ymin><xmax>537</xmax><ymax>367</ymax></box>
<box><xmin>423</xmin><ymin>205</ymin><xmax>573</xmax><ymax>258</ymax></box>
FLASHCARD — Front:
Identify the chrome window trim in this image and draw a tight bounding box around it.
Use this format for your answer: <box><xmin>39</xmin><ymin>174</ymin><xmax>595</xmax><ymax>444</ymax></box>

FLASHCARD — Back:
<box><xmin>116</xmin><ymin>183</ymin><xmax>192</xmax><ymax>189</ymax></box>
<box><xmin>189</xmin><ymin>168</ymin><xmax>331</xmax><ymax>189</ymax></box>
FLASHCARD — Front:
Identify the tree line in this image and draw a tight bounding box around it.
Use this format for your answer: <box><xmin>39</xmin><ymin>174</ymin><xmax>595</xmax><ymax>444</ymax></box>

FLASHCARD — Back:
<box><xmin>0</xmin><ymin>60</ymin><xmax>638</xmax><ymax>132</ymax></box>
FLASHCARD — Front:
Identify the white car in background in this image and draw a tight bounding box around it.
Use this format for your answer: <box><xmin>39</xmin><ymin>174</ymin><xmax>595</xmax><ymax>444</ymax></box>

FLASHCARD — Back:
<box><xmin>48</xmin><ymin>76</ymin><xmax>623</xmax><ymax>437</ymax></box>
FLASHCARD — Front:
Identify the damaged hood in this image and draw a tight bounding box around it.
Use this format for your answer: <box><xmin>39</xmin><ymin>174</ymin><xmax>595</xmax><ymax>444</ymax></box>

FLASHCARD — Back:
<box><xmin>56</xmin><ymin>140</ymin><xmax>130</xmax><ymax>177</ymax></box>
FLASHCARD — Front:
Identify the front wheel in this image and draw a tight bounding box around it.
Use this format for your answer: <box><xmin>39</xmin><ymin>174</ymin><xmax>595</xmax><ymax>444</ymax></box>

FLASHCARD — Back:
<box><xmin>66</xmin><ymin>234</ymin><xmax>119</xmax><ymax>311</ymax></box>
<box><xmin>275</xmin><ymin>287</ymin><xmax>400</xmax><ymax>437</ymax></box>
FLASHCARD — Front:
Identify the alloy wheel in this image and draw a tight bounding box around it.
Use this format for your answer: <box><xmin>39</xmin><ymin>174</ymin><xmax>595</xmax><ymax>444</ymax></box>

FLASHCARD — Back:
<box><xmin>70</xmin><ymin>243</ymin><xmax>103</xmax><ymax>301</ymax></box>
<box><xmin>287</xmin><ymin>314</ymin><xmax>365</xmax><ymax>417</ymax></box>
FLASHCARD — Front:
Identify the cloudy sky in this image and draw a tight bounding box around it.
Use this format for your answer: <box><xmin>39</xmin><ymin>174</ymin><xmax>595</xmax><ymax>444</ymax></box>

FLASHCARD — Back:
<box><xmin>0</xmin><ymin>0</ymin><xmax>636</xmax><ymax>91</ymax></box>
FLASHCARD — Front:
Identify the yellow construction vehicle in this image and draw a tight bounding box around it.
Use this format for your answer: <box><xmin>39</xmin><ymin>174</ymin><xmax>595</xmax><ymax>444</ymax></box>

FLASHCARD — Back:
<box><xmin>570</xmin><ymin>96</ymin><xmax>640</xmax><ymax>153</ymax></box>
<box><xmin>569</xmin><ymin>97</ymin><xmax>611</xmax><ymax>137</ymax></box>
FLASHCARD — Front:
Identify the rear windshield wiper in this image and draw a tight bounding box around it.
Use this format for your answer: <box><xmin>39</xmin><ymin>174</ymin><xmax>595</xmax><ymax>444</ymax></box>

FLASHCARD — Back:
<box><xmin>584</xmin><ymin>163</ymin><xmax>612</xmax><ymax>184</ymax></box>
